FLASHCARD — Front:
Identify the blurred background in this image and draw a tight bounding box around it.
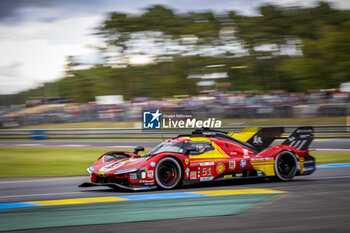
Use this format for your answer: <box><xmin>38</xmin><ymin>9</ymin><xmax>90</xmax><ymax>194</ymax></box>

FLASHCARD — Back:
<box><xmin>0</xmin><ymin>0</ymin><xmax>349</xmax><ymax>129</ymax></box>
<box><xmin>0</xmin><ymin>3</ymin><xmax>349</xmax><ymax>232</ymax></box>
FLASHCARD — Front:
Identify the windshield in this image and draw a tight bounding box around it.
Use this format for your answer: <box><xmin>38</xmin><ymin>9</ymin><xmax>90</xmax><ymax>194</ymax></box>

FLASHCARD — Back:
<box><xmin>148</xmin><ymin>142</ymin><xmax>184</xmax><ymax>156</ymax></box>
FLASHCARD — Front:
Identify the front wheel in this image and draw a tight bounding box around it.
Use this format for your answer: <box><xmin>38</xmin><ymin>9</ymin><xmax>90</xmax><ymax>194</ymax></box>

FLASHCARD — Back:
<box><xmin>155</xmin><ymin>157</ymin><xmax>182</xmax><ymax>189</ymax></box>
<box><xmin>274</xmin><ymin>151</ymin><xmax>298</xmax><ymax>181</ymax></box>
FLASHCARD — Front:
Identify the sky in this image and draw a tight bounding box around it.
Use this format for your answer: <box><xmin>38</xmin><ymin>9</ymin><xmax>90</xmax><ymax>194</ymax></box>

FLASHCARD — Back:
<box><xmin>0</xmin><ymin>0</ymin><xmax>349</xmax><ymax>95</ymax></box>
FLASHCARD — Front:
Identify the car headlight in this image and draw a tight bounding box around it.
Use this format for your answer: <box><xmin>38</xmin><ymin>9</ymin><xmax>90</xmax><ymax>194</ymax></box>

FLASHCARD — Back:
<box><xmin>114</xmin><ymin>167</ymin><xmax>138</xmax><ymax>175</ymax></box>
<box><xmin>141</xmin><ymin>171</ymin><xmax>146</xmax><ymax>179</ymax></box>
<box><xmin>129</xmin><ymin>173</ymin><xmax>138</xmax><ymax>180</ymax></box>
<box><xmin>129</xmin><ymin>167</ymin><xmax>147</xmax><ymax>180</ymax></box>
<box><xmin>87</xmin><ymin>166</ymin><xmax>95</xmax><ymax>173</ymax></box>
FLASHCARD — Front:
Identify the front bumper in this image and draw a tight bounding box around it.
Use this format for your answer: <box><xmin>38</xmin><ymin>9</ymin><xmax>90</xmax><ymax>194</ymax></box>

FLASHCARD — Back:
<box><xmin>80</xmin><ymin>172</ymin><xmax>156</xmax><ymax>191</ymax></box>
<box><xmin>79</xmin><ymin>181</ymin><xmax>157</xmax><ymax>191</ymax></box>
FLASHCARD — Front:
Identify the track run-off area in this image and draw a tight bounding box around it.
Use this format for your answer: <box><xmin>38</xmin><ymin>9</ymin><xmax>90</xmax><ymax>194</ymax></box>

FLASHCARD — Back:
<box><xmin>0</xmin><ymin>139</ymin><xmax>349</xmax><ymax>232</ymax></box>
<box><xmin>0</xmin><ymin>166</ymin><xmax>349</xmax><ymax>232</ymax></box>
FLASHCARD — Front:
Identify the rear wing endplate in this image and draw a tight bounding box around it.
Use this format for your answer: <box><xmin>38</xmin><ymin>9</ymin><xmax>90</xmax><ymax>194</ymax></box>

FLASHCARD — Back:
<box><xmin>282</xmin><ymin>126</ymin><xmax>314</xmax><ymax>150</ymax></box>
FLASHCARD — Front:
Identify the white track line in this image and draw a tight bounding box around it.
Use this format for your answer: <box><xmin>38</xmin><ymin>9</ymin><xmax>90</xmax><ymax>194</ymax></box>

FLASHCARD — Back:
<box><xmin>0</xmin><ymin>191</ymin><xmax>86</xmax><ymax>199</ymax></box>
<box><xmin>0</xmin><ymin>177</ymin><xmax>85</xmax><ymax>184</ymax></box>
<box><xmin>315</xmin><ymin>148</ymin><xmax>350</xmax><ymax>152</ymax></box>
<box><xmin>59</xmin><ymin>144</ymin><xmax>86</xmax><ymax>147</ymax></box>
<box><xmin>16</xmin><ymin>144</ymin><xmax>43</xmax><ymax>146</ymax></box>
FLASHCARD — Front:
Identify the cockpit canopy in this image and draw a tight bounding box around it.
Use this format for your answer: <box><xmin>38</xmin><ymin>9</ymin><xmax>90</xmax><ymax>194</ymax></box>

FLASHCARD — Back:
<box><xmin>147</xmin><ymin>141</ymin><xmax>214</xmax><ymax>156</ymax></box>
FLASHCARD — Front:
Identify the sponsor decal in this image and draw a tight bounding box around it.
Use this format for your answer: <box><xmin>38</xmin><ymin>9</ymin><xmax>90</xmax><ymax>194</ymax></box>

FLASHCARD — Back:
<box><xmin>216</xmin><ymin>163</ymin><xmax>225</xmax><ymax>174</ymax></box>
<box><xmin>243</xmin><ymin>148</ymin><xmax>249</xmax><ymax>156</ymax></box>
<box><xmin>251</xmin><ymin>158</ymin><xmax>273</xmax><ymax>162</ymax></box>
<box><xmin>185</xmin><ymin>159</ymin><xmax>189</xmax><ymax>165</ymax></box>
<box><xmin>99</xmin><ymin>161</ymin><xmax>126</xmax><ymax>173</ymax></box>
<box><xmin>240</xmin><ymin>160</ymin><xmax>247</xmax><ymax>168</ymax></box>
<box><xmin>229</xmin><ymin>160</ymin><xmax>236</xmax><ymax>170</ymax></box>
<box><xmin>150</xmin><ymin>161</ymin><xmax>156</xmax><ymax>167</ymax></box>
<box><xmin>201</xmin><ymin>167</ymin><xmax>212</xmax><ymax>176</ymax></box>
<box><xmin>147</xmin><ymin>170</ymin><xmax>154</xmax><ymax>178</ymax></box>
<box><xmin>235</xmin><ymin>172</ymin><xmax>243</xmax><ymax>177</ymax></box>
<box><xmin>98</xmin><ymin>171</ymin><xmax>106</xmax><ymax>177</ymax></box>
<box><xmin>200</xmin><ymin>176</ymin><xmax>214</xmax><ymax>181</ymax></box>
<box><xmin>253</xmin><ymin>135</ymin><xmax>263</xmax><ymax>145</ymax></box>
<box><xmin>230</xmin><ymin>151</ymin><xmax>237</xmax><ymax>155</ymax></box>
<box><xmin>296</xmin><ymin>129</ymin><xmax>312</xmax><ymax>133</ymax></box>
<box><xmin>200</xmin><ymin>162</ymin><xmax>215</xmax><ymax>166</ymax></box>
<box><xmin>139</xmin><ymin>180</ymin><xmax>153</xmax><ymax>183</ymax></box>
<box><xmin>224</xmin><ymin>174</ymin><xmax>233</xmax><ymax>179</ymax></box>
<box><xmin>190</xmin><ymin>171</ymin><xmax>197</xmax><ymax>179</ymax></box>
<box><xmin>251</xmin><ymin>158</ymin><xmax>264</xmax><ymax>161</ymax></box>
<box><xmin>185</xmin><ymin>168</ymin><xmax>190</xmax><ymax>178</ymax></box>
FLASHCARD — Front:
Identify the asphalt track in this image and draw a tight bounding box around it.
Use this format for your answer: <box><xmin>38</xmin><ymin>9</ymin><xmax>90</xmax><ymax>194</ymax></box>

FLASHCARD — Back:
<box><xmin>1</xmin><ymin>166</ymin><xmax>350</xmax><ymax>232</ymax></box>
<box><xmin>1</xmin><ymin>139</ymin><xmax>350</xmax><ymax>150</ymax></box>
<box><xmin>1</xmin><ymin>140</ymin><xmax>349</xmax><ymax>232</ymax></box>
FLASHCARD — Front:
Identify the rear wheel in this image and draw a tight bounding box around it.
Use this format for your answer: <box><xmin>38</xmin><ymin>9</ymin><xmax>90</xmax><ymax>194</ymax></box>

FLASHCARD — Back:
<box><xmin>274</xmin><ymin>151</ymin><xmax>297</xmax><ymax>181</ymax></box>
<box><xmin>155</xmin><ymin>157</ymin><xmax>182</xmax><ymax>189</ymax></box>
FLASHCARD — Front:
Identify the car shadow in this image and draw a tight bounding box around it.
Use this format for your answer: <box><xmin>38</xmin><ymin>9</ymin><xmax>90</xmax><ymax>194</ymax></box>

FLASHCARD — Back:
<box><xmin>78</xmin><ymin>177</ymin><xmax>315</xmax><ymax>194</ymax></box>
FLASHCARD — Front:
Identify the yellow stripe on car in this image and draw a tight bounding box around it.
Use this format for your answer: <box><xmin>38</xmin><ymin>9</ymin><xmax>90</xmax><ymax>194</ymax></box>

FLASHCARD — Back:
<box><xmin>227</xmin><ymin>127</ymin><xmax>259</xmax><ymax>142</ymax></box>
<box><xmin>189</xmin><ymin>137</ymin><xmax>230</xmax><ymax>159</ymax></box>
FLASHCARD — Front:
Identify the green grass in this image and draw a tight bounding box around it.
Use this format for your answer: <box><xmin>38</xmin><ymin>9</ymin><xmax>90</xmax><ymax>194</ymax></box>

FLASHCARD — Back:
<box><xmin>0</xmin><ymin>148</ymin><xmax>349</xmax><ymax>178</ymax></box>
<box><xmin>310</xmin><ymin>152</ymin><xmax>350</xmax><ymax>165</ymax></box>
<box><xmin>0</xmin><ymin>148</ymin><xmax>112</xmax><ymax>177</ymax></box>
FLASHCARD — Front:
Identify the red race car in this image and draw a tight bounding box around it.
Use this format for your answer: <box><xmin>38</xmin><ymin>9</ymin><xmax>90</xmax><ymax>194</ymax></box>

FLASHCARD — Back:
<box><xmin>80</xmin><ymin>127</ymin><xmax>315</xmax><ymax>190</ymax></box>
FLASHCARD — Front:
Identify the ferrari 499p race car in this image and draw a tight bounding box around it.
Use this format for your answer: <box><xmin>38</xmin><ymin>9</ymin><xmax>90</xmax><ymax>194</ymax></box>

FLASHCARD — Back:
<box><xmin>80</xmin><ymin>127</ymin><xmax>315</xmax><ymax>191</ymax></box>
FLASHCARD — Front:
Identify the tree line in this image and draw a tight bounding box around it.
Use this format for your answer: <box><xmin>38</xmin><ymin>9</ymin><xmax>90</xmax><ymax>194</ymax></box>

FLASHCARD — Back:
<box><xmin>1</xmin><ymin>2</ymin><xmax>349</xmax><ymax>105</ymax></box>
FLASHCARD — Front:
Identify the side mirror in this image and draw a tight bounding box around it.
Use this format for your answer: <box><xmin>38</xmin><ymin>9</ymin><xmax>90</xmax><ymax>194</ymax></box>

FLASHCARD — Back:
<box><xmin>133</xmin><ymin>146</ymin><xmax>145</xmax><ymax>155</ymax></box>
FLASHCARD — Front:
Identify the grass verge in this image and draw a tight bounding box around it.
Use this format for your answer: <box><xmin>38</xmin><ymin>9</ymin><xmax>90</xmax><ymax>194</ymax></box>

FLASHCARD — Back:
<box><xmin>0</xmin><ymin>148</ymin><xmax>349</xmax><ymax>178</ymax></box>
<box><xmin>309</xmin><ymin>152</ymin><xmax>350</xmax><ymax>165</ymax></box>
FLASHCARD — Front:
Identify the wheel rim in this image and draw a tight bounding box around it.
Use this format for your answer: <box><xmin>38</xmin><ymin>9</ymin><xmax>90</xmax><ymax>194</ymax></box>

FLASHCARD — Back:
<box><xmin>158</xmin><ymin>162</ymin><xmax>178</xmax><ymax>187</ymax></box>
<box><xmin>277</xmin><ymin>153</ymin><xmax>296</xmax><ymax>179</ymax></box>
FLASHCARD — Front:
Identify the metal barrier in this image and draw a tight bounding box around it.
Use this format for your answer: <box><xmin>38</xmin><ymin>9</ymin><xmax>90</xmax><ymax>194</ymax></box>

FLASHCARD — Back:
<box><xmin>0</xmin><ymin>125</ymin><xmax>348</xmax><ymax>139</ymax></box>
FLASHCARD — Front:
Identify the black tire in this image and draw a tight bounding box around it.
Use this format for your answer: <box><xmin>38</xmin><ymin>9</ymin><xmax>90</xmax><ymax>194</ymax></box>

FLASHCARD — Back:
<box><xmin>274</xmin><ymin>151</ymin><xmax>298</xmax><ymax>181</ymax></box>
<box><xmin>155</xmin><ymin>157</ymin><xmax>182</xmax><ymax>189</ymax></box>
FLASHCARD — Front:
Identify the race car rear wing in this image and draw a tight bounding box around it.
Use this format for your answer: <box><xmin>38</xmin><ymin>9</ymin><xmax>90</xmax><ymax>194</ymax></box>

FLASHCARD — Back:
<box><xmin>190</xmin><ymin>126</ymin><xmax>313</xmax><ymax>153</ymax></box>
<box><xmin>245</xmin><ymin>127</ymin><xmax>284</xmax><ymax>152</ymax></box>
<box><xmin>282</xmin><ymin>126</ymin><xmax>314</xmax><ymax>150</ymax></box>
<box><xmin>227</xmin><ymin>126</ymin><xmax>313</xmax><ymax>152</ymax></box>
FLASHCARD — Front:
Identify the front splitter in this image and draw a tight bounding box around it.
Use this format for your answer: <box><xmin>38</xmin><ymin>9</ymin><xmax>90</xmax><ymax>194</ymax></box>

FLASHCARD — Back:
<box><xmin>79</xmin><ymin>182</ymin><xmax>157</xmax><ymax>191</ymax></box>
